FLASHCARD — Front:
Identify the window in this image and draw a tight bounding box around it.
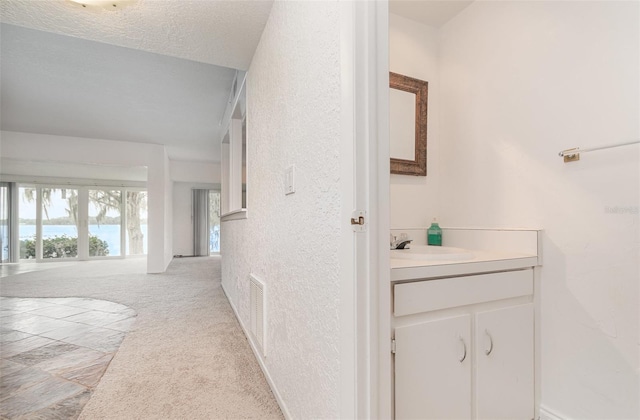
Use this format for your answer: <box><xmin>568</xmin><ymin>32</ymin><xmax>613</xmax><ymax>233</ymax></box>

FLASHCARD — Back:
<box><xmin>221</xmin><ymin>71</ymin><xmax>247</xmax><ymax>220</ymax></box>
<box><xmin>41</xmin><ymin>188</ymin><xmax>79</xmax><ymax>259</ymax></box>
<box><xmin>19</xmin><ymin>186</ymin><xmax>38</xmax><ymax>260</ymax></box>
<box><xmin>15</xmin><ymin>185</ymin><xmax>147</xmax><ymax>261</ymax></box>
<box><xmin>125</xmin><ymin>190</ymin><xmax>147</xmax><ymax>256</ymax></box>
<box><xmin>0</xmin><ymin>183</ymin><xmax>11</xmax><ymax>263</ymax></box>
<box><xmin>88</xmin><ymin>189</ymin><xmax>122</xmax><ymax>257</ymax></box>
<box><xmin>209</xmin><ymin>190</ymin><xmax>220</xmax><ymax>253</ymax></box>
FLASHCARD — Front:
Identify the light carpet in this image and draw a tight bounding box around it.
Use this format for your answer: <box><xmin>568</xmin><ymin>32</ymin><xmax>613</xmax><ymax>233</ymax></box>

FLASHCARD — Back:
<box><xmin>0</xmin><ymin>257</ymin><xmax>284</xmax><ymax>419</ymax></box>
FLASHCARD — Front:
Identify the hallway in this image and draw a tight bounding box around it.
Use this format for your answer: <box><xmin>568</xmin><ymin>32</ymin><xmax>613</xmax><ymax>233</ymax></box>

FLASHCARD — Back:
<box><xmin>0</xmin><ymin>257</ymin><xmax>283</xmax><ymax>419</ymax></box>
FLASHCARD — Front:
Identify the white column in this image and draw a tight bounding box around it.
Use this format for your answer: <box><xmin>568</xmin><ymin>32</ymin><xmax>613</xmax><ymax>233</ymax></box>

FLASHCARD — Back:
<box><xmin>77</xmin><ymin>188</ymin><xmax>89</xmax><ymax>260</ymax></box>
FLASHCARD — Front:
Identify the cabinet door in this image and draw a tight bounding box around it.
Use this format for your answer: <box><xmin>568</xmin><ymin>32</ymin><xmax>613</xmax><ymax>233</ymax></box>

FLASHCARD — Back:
<box><xmin>475</xmin><ymin>303</ymin><xmax>534</xmax><ymax>420</ymax></box>
<box><xmin>395</xmin><ymin>315</ymin><xmax>471</xmax><ymax>420</ymax></box>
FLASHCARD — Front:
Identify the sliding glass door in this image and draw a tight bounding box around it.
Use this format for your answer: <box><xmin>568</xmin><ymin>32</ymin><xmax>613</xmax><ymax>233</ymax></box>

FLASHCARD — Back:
<box><xmin>209</xmin><ymin>191</ymin><xmax>220</xmax><ymax>253</ymax></box>
<box><xmin>0</xmin><ymin>183</ymin><xmax>10</xmax><ymax>263</ymax></box>
<box><xmin>192</xmin><ymin>189</ymin><xmax>220</xmax><ymax>256</ymax></box>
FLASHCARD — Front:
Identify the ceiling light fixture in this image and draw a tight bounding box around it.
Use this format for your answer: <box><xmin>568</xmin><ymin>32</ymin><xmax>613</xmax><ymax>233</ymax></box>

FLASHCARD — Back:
<box><xmin>67</xmin><ymin>0</ymin><xmax>135</xmax><ymax>10</ymax></box>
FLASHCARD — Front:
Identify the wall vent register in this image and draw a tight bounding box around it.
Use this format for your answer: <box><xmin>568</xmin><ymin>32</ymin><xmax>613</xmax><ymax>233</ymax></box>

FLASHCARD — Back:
<box><xmin>249</xmin><ymin>273</ymin><xmax>266</xmax><ymax>357</ymax></box>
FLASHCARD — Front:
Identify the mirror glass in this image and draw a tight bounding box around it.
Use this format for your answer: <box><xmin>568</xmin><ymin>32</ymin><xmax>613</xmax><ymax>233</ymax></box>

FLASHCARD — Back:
<box><xmin>390</xmin><ymin>88</ymin><xmax>416</xmax><ymax>161</ymax></box>
<box><xmin>389</xmin><ymin>72</ymin><xmax>428</xmax><ymax>176</ymax></box>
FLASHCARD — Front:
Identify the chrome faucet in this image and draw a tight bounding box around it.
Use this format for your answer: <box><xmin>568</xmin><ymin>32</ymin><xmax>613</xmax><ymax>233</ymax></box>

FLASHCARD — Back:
<box><xmin>390</xmin><ymin>233</ymin><xmax>412</xmax><ymax>250</ymax></box>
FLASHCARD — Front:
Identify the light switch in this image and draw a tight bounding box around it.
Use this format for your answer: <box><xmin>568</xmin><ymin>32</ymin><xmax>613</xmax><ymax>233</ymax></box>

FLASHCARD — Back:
<box><xmin>285</xmin><ymin>165</ymin><xmax>295</xmax><ymax>195</ymax></box>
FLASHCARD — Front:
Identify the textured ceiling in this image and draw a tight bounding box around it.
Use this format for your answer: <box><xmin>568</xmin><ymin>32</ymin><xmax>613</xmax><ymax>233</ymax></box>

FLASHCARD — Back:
<box><xmin>390</xmin><ymin>0</ymin><xmax>474</xmax><ymax>27</ymax></box>
<box><xmin>1</xmin><ymin>23</ymin><xmax>236</xmax><ymax>162</ymax></box>
<box><xmin>0</xmin><ymin>0</ymin><xmax>274</xmax><ymax>70</ymax></box>
<box><xmin>0</xmin><ymin>0</ymin><xmax>274</xmax><ymax>163</ymax></box>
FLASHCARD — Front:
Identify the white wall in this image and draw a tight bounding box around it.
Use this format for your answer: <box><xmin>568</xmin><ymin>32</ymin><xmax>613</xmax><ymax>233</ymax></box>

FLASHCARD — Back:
<box><xmin>0</xmin><ymin>130</ymin><xmax>173</xmax><ymax>273</ymax></box>
<box><xmin>221</xmin><ymin>1</ymin><xmax>343</xmax><ymax>418</ymax></box>
<box><xmin>161</xmin><ymin>150</ymin><xmax>172</xmax><ymax>267</ymax></box>
<box><xmin>170</xmin><ymin>160</ymin><xmax>220</xmax><ymax>257</ymax></box>
<box><xmin>0</xmin><ymin>159</ymin><xmax>147</xmax><ymax>182</ymax></box>
<box><xmin>172</xmin><ymin>182</ymin><xmax>194</xmax><ymax>256</ymax></box>
<box><xmin>170</xmin><ymin>160</ymin><xmax>220</xmax><ymax>184</ymax></box>
<box><xmin>437</xmin><ymin>2</ymin><xmax>639</xmax><ymax>418</ymax></box>
<box><xmin>389</xmin><ymin>13</ymin><xmax>440</xmax><ymax>229</ymax></box>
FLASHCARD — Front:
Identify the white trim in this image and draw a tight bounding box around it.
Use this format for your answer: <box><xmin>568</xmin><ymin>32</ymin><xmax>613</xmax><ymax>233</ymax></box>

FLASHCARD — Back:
<box><xmin>0</xmin><ymin>174</ymin><xmax>146</xmax><ymax>188</ymax></box>
<box><xmin>374</xmin><ymin>0</ymin><xmax>391</xmax><ymax>417</ymax></box>
<box><xmin>221</xmin><ymin>281</ymin><xmax>292</xmax><ymax>420</ymax></box>
<box><xmin>220</xmin><ymin>71</ymin><xmax>247</xmax><ymax>140</ymax></box>
<box><xmin>220</xmin><ymin>209</ymin><xmax>248</xmax><ymax>222</ymax></box>
<box><xmin>344</xmin><ymin>1</ymin><xmax>390</xmax><ymax>417</ymax></box>
<box><xmin>339</xmin><ymin>2</ymin><xmax>357</xmax><ymax>418</ymax></box>
<box><xmin>77</xmin><ymin>188</ymin><xmax>89</xmax><ymax>260</ymax></box>
<box><xmin>35</xmin><ymin>187</ymin><xmax>43</xmax><ymax>260</ymax></box>
<box><xmin>9</xmin><ymin>182</ymin><xmax>20</xmax><ymax>263</ymax></box>
<box><xmin>540</xmin><ymin>406</ymin><xmax>566</xmax><ymax>420</ymax></box>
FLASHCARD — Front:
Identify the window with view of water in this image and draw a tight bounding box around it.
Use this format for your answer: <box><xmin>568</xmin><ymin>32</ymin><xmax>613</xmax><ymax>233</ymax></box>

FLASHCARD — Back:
<box><xmin>18</xmin><ymin>187</ymin><xmax>36</xmax><ymax>259</ymax></box>
<box><xmin>126</xmin><ymin>190</ymin><xmax>147</xmax><ymax>255</ymax></box>
<box><xmin>17</xmin><ymin>185</ymin><xmax>147</xmax><ymax>261</ymax></box>
<box><xmin>89</xmin><ymin>190</ymin><xmax>122</xmax><ymax>257</ymax></box>
<box><xmin>41</xmin><ymin>188</ymin><xmax>79</xmax><ymax>259</ymax></box>
<box><xmin>18</xmin><ymin>187</ymin><xmax>80</xmax><ymax>260</ymax></box>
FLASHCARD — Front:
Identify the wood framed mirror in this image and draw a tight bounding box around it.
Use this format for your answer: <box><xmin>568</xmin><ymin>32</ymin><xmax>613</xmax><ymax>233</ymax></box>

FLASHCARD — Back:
<box><xmin>390</xmin><ymin>72</ymin><xmax>428</xmax><ymax>176</ymax></box>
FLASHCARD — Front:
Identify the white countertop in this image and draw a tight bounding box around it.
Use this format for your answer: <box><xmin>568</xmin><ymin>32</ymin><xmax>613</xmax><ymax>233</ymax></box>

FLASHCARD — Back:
<box><xmin>390</xmin><ymin>248</ymin><xmax>539</xmax><ymax>282</ymax></box>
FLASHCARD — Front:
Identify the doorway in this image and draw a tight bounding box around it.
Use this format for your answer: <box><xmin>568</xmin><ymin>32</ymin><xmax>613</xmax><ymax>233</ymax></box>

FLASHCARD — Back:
<box><xmin>209</xmin><ymin>190</ymin><xmax>220</xmax><ymax>254</ymax></box>
<box><xmin>192</xmin><ymin>189</ymin><xmax>221</xmax><ymax>256</ymax></box>
<box><xmin>0</xmin><ymin>183</ymin><xmax>11</xmax><ymax>263</ymax></box>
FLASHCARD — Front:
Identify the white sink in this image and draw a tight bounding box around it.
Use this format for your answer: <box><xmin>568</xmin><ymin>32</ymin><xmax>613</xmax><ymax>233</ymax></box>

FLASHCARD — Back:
<box><xmin>391</xmin><ymin>245</ymin><xmax>474</xmax><ymax>261</ymax></box>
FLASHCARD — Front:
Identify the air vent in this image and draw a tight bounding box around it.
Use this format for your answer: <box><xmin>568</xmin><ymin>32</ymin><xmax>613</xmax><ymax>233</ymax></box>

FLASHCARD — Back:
<box><xmin>249</xmin><ymin>274</ymin><xmax>265</xmax><ymax>356</ymax></box>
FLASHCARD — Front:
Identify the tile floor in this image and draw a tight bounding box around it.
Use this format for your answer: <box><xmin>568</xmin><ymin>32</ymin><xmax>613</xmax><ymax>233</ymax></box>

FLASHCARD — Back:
<box><xmin>0</xmin><ymin>297</ymin><xmax>136</xmax><ymax>419</ymax></box>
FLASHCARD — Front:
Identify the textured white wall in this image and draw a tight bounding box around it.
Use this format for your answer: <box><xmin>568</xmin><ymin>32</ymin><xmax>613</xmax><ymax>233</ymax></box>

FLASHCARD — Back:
<box><xmin>221</xmin><ymin>1</ymin><xmax>342</xmax><ymax>418</ymax></box>
<box><xmin>437</xmin><ymin>2</ymin><xmax>639</xmax><ymax>418</ymax></box>
<box><xmin>0</xmin><ymin>0</ymin><xmax>273</xmax><ymax>70</ymax></box>
<box><xmin>389</xmin><ymin>14</ymin><xmax>441</xmax><ymax>229</ymax></box>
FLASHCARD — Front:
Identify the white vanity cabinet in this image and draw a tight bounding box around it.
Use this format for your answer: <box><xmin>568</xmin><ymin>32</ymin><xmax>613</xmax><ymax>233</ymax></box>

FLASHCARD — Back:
<box><xmin>475</xmin><ymin>304</ymin><xmax>534</xmax><ymax>419</ymax></box>
<box><xmin>393</xmin><ymin>269</ymin><xmax>535</xmax><ymax>420</ymax></box>
<box><xmin>395</xmin><ymin>314</ymin><xmax>472</xmax><ymax>419</ymax></box>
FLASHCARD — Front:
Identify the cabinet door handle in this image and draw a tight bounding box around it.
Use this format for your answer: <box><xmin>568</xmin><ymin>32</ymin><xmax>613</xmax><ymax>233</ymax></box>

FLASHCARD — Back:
<box><xmin>458</xmin><ymin>336</ymin><xmax>467</xmax><ymax>363</ymax></box>
<box><xmin>484</xmin><ymin>329</ymin><xmax>494</xmax><ymax>356</ymax></box>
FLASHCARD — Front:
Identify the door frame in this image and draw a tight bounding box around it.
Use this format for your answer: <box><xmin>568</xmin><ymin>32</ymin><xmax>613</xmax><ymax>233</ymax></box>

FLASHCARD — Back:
<box><xmin>340</xmin><ymin>1</ymin><xmax>390</xmax><ymax>418</ymax></box>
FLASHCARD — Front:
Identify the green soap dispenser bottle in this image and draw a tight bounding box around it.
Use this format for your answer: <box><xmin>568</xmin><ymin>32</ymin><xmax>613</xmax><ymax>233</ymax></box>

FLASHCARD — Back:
<box><xmin>427</xmin><ymin>218</ymin><xmax>442</xmax><ymax>246</ymax></box>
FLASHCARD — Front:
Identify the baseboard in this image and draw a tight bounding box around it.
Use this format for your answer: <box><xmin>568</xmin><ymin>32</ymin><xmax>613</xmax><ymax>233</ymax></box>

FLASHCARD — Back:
<box><xmin>540</xmin><ymin>406</ymin><xmax>566</xmax><ymax>420</ymax></box>
<box><xmin>220</xmin><ymin>282</ymin><xmax>292</xmax><ymax>420</ymax></box>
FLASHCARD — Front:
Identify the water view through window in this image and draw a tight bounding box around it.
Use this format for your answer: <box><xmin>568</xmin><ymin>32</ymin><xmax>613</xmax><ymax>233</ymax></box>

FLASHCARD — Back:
<box><xmin>41</xmin><ymin>188</ymin><xmax>78</xmax><ymax>259</ymax></box>
<box><xmin>89</xmin><ymin>190</ymin><xmax>121</xmax><ymax>257</ymax></box>
<box><xmin>18</xmin><ymin>186</ymin><xmax>147</xmax><ymax>260</ymax></box>
<box><xmin>19</xmin><ymin>187</ymin><xmax>39</xmax><ymax>259</ymax></box>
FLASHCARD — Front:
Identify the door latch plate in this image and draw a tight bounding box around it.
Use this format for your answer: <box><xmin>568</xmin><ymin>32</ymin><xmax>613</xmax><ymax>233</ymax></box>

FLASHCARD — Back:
<box><xmin>350</xmin><ymin>210</ymin><xmax>366</xmax><ymax>232</ymax></box>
